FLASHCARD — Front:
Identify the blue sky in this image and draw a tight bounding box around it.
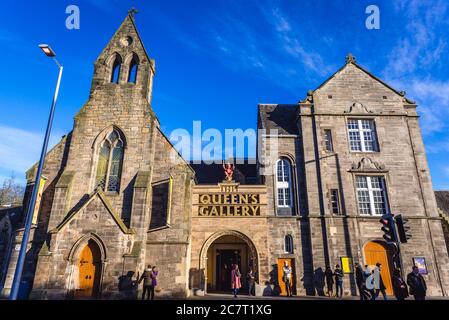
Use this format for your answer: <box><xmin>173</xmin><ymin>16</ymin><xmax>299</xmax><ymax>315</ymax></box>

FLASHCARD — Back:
<box><xmin>0</xmin><ymin>0</ymin><xmax>449</xmax><ymax>190</ymax></box>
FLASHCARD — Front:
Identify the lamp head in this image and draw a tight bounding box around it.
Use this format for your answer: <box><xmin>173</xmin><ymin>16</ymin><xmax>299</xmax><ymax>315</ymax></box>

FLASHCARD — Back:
<box><xmin>39</xmin><ymin>44</ymin><xmax>56</xmax><ymax>57</ymax></box>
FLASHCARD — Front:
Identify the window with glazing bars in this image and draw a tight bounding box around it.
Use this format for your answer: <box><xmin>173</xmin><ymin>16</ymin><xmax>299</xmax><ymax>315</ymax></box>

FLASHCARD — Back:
<box><xmin>324</xmin><ymin>129</ymin><xmax>333</xmax><ymax>152</ymax></box>
<box><xmin>347</xmin><ymin>119</ymin><xmax>378</xmax><ymax>152</ymax></box>
<box><xmin>276</xmin><ymin>159</ymin><xmax>292</xmax><ymax>207</ymax></box>
<box><xmin>355</xmin><ymin>176</ymin><xmax>388</xmax><ymax>215</ymax></box>
<box><xmin>95</xmin><ymin>130</ymin><xmax>124</xmax><ymax>192</ymax></box>
<box><xmin>330</xmin><ymin>189</ymin><xmax>340</xmax><ymax>214</ymax></box>
<box><xmin>284</xmin><ymin>235</ymin><xmax>294</xmax><ymax>254</ymax></box>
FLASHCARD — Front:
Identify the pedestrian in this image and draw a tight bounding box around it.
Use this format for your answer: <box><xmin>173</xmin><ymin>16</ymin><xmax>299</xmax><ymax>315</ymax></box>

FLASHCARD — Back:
<box><xmin>149</xmin><ymin>266</ymin><xmax>158</xmax><ymax>300</ymax></box>
<box><xmin>247</xmin><ymin>268</ymin><xmax>256</xmax><ymax>296</ymax></box>
<box><xmin>282</xmin><ymin>261</ymin><xmax>293</xmax><ymax>297</ymax></box>
<box><xmin>407</xmin><ymin>266</ymin><xmax>427</xmax><ymax>300</ymax></box>
<box><xmin>138</xmin><ymin>264</ymin><xmax>152</xmax><ymax>300</ymax></box>
<box><xmin>231</xmin><ymin>264</ymin><xmax>242</xmax><ymax>298</ymax></box>
<box><xmin>392</xmin><ymin>268</ymin><xmax>408</xmax><ymax>300</ymax></box>
<box><xmin>324</xmin><ymin>266</ymin><xmax>334</xmax><ymax>297</ymax></box>
<box><xmin>334</xmin><ymin>264</ymin><xmax>344</xmax><ymax>298</ymax></box>
<box><xmin>374</xmin><ymin>263</ymin><xmax>387</xmax><ymax>300</ymax></box>
<box><xmin>364</xmin><ymin>265</ymin><xmax>375</xmax><ymax>300</ymax></box>
<box><xmin>355</xmin><ymin>263</ymin><xmax>368</xmax><ymax>300</ymax></box>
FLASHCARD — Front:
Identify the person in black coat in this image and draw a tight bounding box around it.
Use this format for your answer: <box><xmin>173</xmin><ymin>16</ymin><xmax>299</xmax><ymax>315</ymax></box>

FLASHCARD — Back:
<box><xmin>392</xmin><ymin>268</ymin><xmax>409</xmax><ymax>300</ymax></box>
<box><xmin>324</xmin><ymin>266</ymin><xmax>334</xmax><ymax>297</ymax></box>
<box><xmin>355</xmin><ymin>263</ymin><xmax>368</xmax><ymax>300</ymax></box>
<box><xmin>407</xmin><ymin>266</ymin><xmax>427</xmax><ymax>300</ymax></box>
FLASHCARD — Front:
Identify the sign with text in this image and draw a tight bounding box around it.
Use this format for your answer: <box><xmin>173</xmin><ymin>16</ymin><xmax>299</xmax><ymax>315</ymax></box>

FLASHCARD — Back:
<box><xmin>197</xmin><ymin>183</ymin><xmax>262</xmax><ymax>217</ymax></box>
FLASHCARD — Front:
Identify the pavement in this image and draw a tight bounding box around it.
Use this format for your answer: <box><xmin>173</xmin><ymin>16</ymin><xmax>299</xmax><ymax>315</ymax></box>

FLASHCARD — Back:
<box><xmin>188</xmin><ymin>292</ymin><xmax>449</xmax><ymax>300</ymax></box>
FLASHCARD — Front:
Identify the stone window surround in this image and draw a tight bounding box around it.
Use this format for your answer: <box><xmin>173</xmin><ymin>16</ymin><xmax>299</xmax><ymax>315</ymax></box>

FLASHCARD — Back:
<box><xmin>352</xmin><ymin>173</ymin><xmax>391</xmax><ymax>216</ymax></box>
<box><xmin>90</xmin><ymin>126</ymin><xmax>127</xmax><ymax>194</ymax></box>
<box><xmin>105</xmin><ymin>51</ymin><xmax>141</xmax><ymax>85</ymax></box>
<box><xmin>284</xmin><ymin>234</ymin><xmax>294</xmax><ymax>254</ymax></box>
<box><xmin>323</xmin><ymin>128</ymin><xmax>334</xmax><ymax>152</ymax></box>
<box><xmin>276</xmin><ymin>158</ymin><xmax>293</xmax><ymax>208</ymax></box>
<box><xmin>271</xmin><ymin>153</ymin><xmax>300</xmax><ymax>217</ymax></box>
<box><xmin>329</xmin><ymin>189</ymin><xmax>341</xmax><ymax>215</ymax></box>
<box><xmin>345</xmin><ymin>117</ymin><xmax>380</xmax><ymax>153</ymax></box>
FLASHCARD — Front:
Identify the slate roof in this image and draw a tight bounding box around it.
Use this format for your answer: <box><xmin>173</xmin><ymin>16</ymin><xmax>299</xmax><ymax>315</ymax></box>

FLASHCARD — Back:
<box><xmin>190</xmin><ymin>161</ymin><xmax>258</xmax><ymax>185</ymax></box>
<box><xmin>435</xmin><ymin>191</ymin><xmax>449</xmax><ymax>216</ymax></box>
<box><xmin>258</xmin><ymin>104</ymin><xmax>298</xmax><ymax>135</ymax></box>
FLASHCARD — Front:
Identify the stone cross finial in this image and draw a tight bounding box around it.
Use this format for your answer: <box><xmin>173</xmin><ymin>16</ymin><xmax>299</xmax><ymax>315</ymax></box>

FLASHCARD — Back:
<box><xmin>128</xmin><ymin>7</ymin><xmax>138</xmax><ymax>19</ymax></box>
<box><xmin>345</xmin><ymin>53</ymin><xmax>356</xmax><ymax>64</ymax></box>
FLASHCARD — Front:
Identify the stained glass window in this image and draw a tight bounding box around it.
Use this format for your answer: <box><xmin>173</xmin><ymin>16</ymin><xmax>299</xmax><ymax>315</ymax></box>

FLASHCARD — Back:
<box><xmin>95</xmin><ymin>129</ymin><xmax>124</xmax><ymax>192</ymax></box>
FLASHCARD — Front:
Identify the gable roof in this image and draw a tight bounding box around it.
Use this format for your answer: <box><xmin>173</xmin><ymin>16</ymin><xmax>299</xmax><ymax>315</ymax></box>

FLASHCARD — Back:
<box><xmin>50</xmin><ymin>188</ymin><xmax>135</xmax><ymax>235</ymax></box>
<box><xmin>307</xmin><ymin>54</ymin><xmax>415</xmax><ymax>104</ymax></box>
<box><xmin>96</xmin><ymin>13</ymin><xmax>153</xmax><ymax>68</ymax></box>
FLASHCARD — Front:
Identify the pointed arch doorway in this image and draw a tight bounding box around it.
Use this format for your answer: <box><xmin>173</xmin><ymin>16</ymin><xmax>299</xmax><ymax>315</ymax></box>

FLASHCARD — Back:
<box><xmin>75</xmin><ymin>240</ymin><xmax>102</xmax><ymax>299</ymax></box>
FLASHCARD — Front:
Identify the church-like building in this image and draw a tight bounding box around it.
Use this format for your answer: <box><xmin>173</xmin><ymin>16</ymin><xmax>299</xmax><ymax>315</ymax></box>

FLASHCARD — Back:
<box><xmin>1</xmin><ymin>13</ymin><xmax>448</xmax><ymax>299</ymax></box>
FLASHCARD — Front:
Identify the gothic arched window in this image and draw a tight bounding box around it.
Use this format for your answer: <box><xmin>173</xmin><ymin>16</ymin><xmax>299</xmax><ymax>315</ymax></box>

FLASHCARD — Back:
<box><xmin>95</xmin><ymin>130</ymin><xmax>124</xmax><ymax>192</ymax></box>
<box><xmin>127</xmin><ymin>55</ymin><xmax>139</xmax><ymax>83</ymax></box>
<box><xmin>276</xmin><ymin>158</ymin><xmax>293</xmax><ymax>208</ymax></box>
<box><xmin>110</xmin><ymin>55</ymin><xmax>122</xmax><ymax>84</ymax></box>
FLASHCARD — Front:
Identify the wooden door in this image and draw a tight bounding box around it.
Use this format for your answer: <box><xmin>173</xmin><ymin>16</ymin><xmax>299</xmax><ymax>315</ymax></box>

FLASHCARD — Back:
<box><xmin>364</xmin><ymin>241</ymin><xmax>393</xmax><ymax>295</ymax></box>
<box><xmin>277</xmin><ymin>258</ymin><xmax>295</xmax><ymax>296</ymax></box>
<box><xmin>76</xmin><ymin>241</ymin><xmax>101</xmax><ymax>298</ymax></box>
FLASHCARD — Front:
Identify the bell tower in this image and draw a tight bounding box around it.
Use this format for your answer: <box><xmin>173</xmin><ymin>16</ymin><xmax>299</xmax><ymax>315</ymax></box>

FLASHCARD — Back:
<box><xmin>89</xmin><ymin>11</ymin><xmax>156</xmax><ymax>104</ymax></box>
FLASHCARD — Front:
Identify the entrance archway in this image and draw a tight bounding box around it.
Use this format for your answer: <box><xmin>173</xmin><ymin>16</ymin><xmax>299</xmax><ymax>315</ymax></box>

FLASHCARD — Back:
<box><xmin>363</xmin><ymin>240</ymin><xmax>394</xmax><ymax>295</ymax></box>
<box><xmin>199</xmin><ymin>230</ymin><xmax>258</xmax><ymax>294</ymax></box>
<box><xmin>75</xmin><ymin>239</ymin><xmax>102</xmax><ymax>298</ymax></box>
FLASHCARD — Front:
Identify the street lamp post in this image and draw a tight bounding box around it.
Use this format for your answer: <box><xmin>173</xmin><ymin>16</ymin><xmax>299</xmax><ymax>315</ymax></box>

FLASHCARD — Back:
<box><xmin>9</xmin><ymin>44</ymin><xmax>63</xmax><ymax>300</ymax></box>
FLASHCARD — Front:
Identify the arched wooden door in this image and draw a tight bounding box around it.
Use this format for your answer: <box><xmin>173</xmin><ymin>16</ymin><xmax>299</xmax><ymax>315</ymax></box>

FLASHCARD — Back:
<box><xmin>364</xmin><ymin>241</ymin><xmax>394</xmax><ymax>295</ymax></box>
<box><xmin>75</xmin><ymin>240</ymin><xmax>102</xmax><ymax>299</ymax></box>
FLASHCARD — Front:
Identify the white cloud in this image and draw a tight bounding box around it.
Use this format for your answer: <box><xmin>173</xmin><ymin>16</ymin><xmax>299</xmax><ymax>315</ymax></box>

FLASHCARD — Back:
<box><xmin>177</xmin><ymin>3</ymin><xmax>334</xmax><ymax>93</ymax></box>
<box><xmin>0</xmin><ymin>125</ymin><xmax>64</xmax><ymax>184</ymax></box>
<box><xmin>384</xmin><ymin>1</ymin><xmax>449</xmax><ymax>135</ymax></box>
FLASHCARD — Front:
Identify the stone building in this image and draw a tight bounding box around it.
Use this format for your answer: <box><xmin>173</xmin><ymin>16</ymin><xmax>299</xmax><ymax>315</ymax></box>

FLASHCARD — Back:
<box><xmin>435</xmin><ymin>191</ymin><xmax>449</xmax><ymax>259</ymax></box>
<box><xmin>255</xmin><ymin>54</ymin><xmax>449</xmax><ymax>297</ymax></box>
<box><xmin>1</xmin><ymin>13</ymin><xmax>449</xmax><ymax>299</ymax></box>
<box><xmin>1</xmin><ymin>14</ymin><xmax>194</xmax><ymax>299</ymax></box>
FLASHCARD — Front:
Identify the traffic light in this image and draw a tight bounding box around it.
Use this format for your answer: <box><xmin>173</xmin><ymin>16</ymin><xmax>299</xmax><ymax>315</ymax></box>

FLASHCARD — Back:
<box><xmin>395</xmin><ymin>214</ymin><xmax>412</xmax><ymax>243</ymax></box>
<box><xmin>379</xmin><ymin>213</ymin><xmax>397</xmax><ymax>243</ymax></box>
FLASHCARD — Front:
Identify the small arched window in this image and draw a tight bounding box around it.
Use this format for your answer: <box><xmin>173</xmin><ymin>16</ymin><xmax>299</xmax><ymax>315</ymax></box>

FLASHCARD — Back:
<box><xmin>276</xmin><ymin>158</ymin><xmax>293</xmax><ymax>208</ymax></box>
<box><xmin>284</xmin><ymin>235</ymin><xmax>294</xmax><ymax>254</ymax></box>
<box><xmin>110</xmin><ymin>55</ymin><xmax>122</xmax><ymax>84</ymax></box>
<box><xmin>95</xmin><ymin>130</ymin><xmax>124</xmax><ymax>192</ymax></box>
<box><xmin>127</xmin><ymin>56</ymin><xmax>139</xmax><ymax>83</ymax></box>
